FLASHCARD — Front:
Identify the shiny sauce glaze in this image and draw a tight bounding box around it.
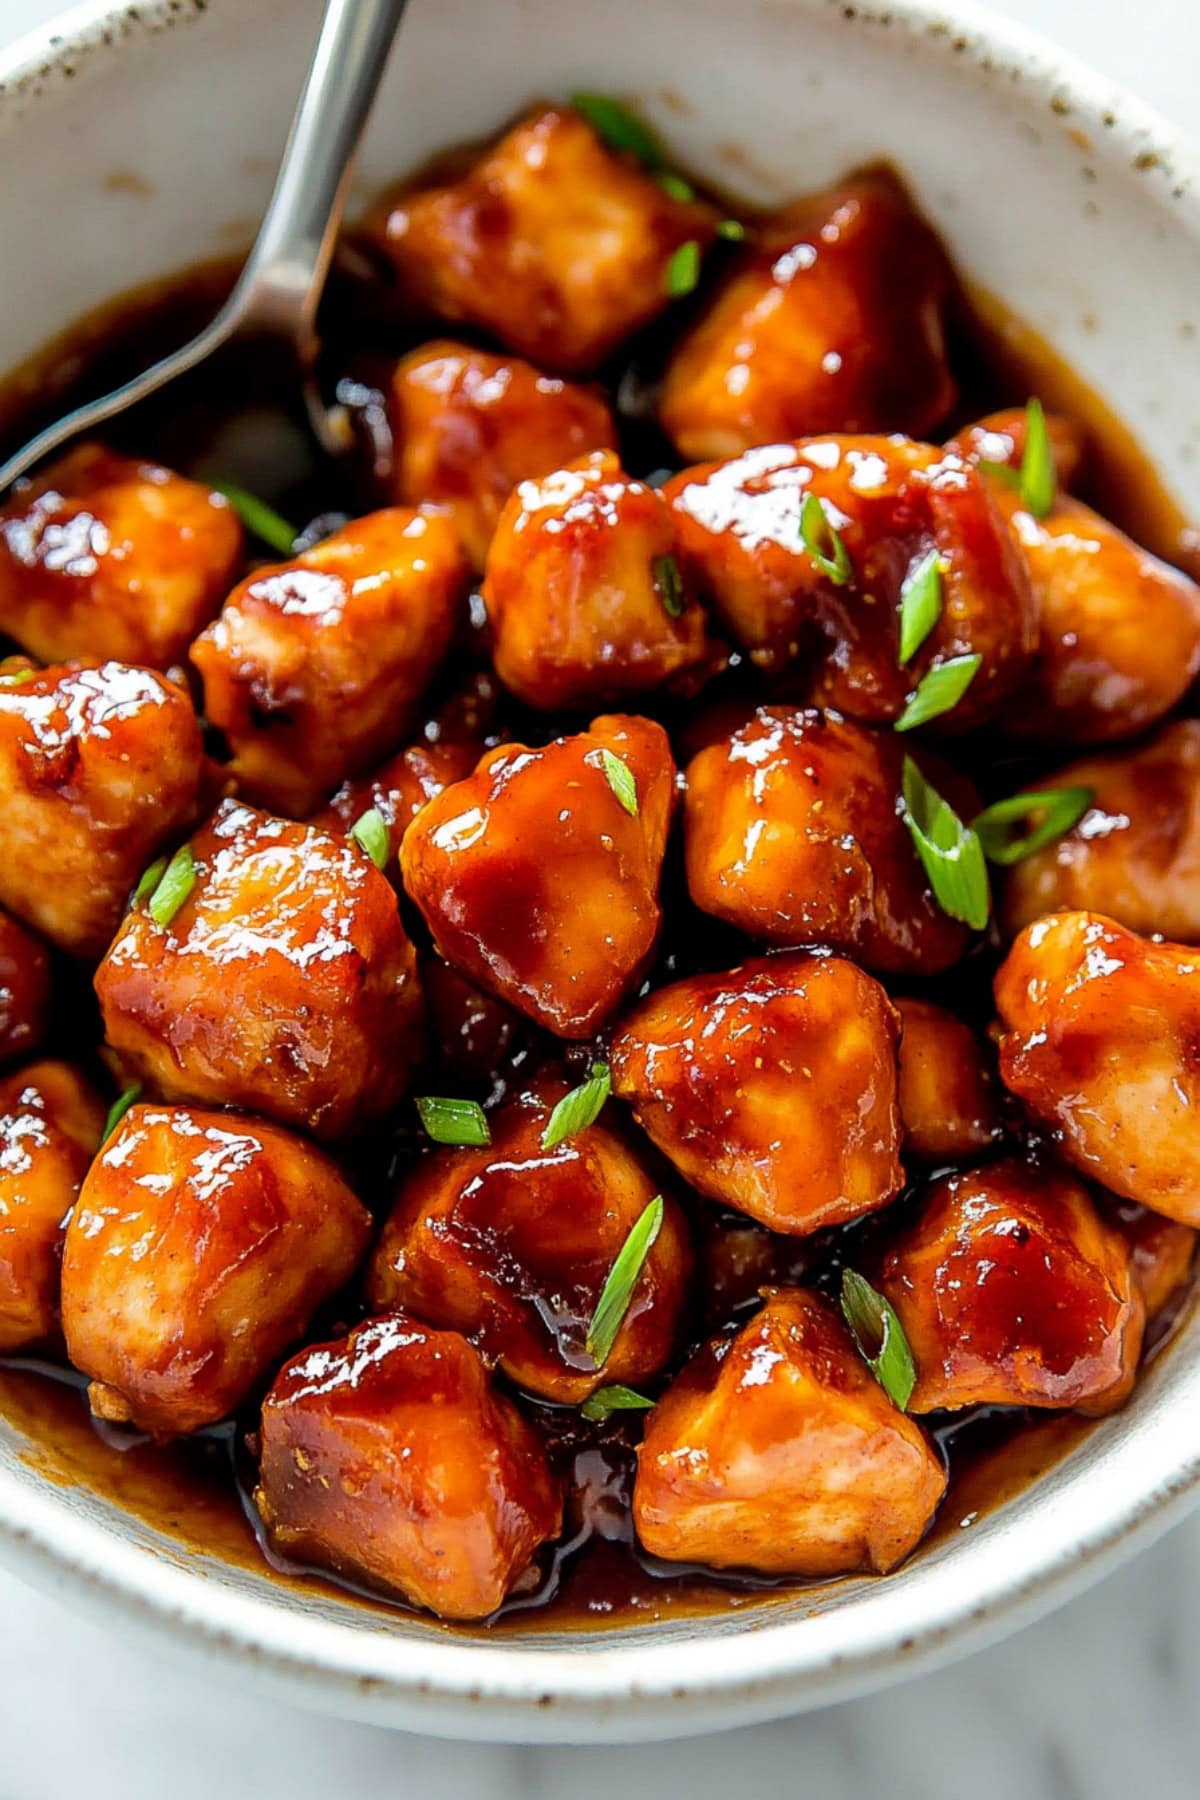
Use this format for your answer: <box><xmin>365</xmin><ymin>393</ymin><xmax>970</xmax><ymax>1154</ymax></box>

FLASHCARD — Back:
<box><xmin>0</xmin><ymin>113</ymin><xmax>1197</xmax><ymax>1631</ymax></box>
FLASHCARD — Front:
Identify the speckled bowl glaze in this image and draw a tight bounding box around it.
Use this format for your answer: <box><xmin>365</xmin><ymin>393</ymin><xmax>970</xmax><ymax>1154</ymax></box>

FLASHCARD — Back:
<box><xmin>1</xmin><ymin>0</ymin><xmax>1199</xmax><ymax>1744</ymax></box>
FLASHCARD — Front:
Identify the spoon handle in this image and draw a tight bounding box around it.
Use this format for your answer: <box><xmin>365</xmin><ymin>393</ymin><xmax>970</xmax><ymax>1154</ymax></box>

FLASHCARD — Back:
<box><xmin>0</xmin><ymin>0</ymin><xmax>407</xmax><ymax>493</ymax></box>
<box><xmin>226</xmin><ymin>0</ymin><xmax>410</xmax><ymax>350</ymax></box>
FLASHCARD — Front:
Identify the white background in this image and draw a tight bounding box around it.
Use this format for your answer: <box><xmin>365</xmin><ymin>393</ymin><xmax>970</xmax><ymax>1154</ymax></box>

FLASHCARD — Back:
<box><xmin>3</xmin><ymin>1</ymin><xmax>1199</xmax><ymax>1795</ymax></box>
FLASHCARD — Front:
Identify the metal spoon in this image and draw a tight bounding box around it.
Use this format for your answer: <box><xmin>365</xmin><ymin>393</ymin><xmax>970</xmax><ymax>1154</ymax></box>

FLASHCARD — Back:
<box><xmin>0</xmin><ymin>0</ymin><xmax>409</xmax><ymax>495</ymax></box>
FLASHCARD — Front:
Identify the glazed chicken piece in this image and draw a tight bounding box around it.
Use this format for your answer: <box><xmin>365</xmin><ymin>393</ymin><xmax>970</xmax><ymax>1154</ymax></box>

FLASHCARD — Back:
<box><xmin>61</xmin><ymin>1103</ymin><xmax>371</xmax><ymax>1438</ymax></box>
<box><xmin>977</xmin><ymin>480</ymin><xmax>1200</xmax><ymax>743</ymax></box>
<box><xmin>483</xmin><ymin>450</ymin><xmax>714</xmax><ymax>711</ymax></box>
<box><xmin>0</xmin><ymin>660</ymin><xmax>205</xmax><ymax>958</ymax></box>
<box><xmin>0</xmin><ymin>1061</ymin><xmax>105</xmax><ymax>1352</ymax></box>
<box><xmin>658</xmin><ymin>173</ymin><xmax>956</xmax><ymax>461</ymax></box>
<box><xmin>894</xmin><ymin>997</ymin><xmax>1003</xmax><ymax>1162</ymax></box>
<box><xmin>95</xmin><ymin>800</ymin><xmax>423</xmax><ymax>1140</ymax></box>
<box><xmin>369</xmin><ymin>1075</ymin><xmax>691</xmax><ymax>1402</ymax></box>
<box><xmin>0</xmin><ymin>443</ymin><xmax>242</xmax><ymax>669</ymax></box>
<box><xmin>948</xmin><ymin>406</ymin><xmax>1086</xmax><ymax>492</ymax></box>
<box><xmin>664</xmin><ymin>436</ymin><xmax>1035</xmax><ymax>709</ymax></box>
<box><xmin>368</xmin><ymin>104</ymin><xmax>717</xmax><ymax>374</ymax></box>
<box><xmin>0</xmin><ymin>909</ymin><xmax>51</xmax><ymax>1066</ymax></box>
<box><xmin>1103</xmin><ymin>1198</ymin><xmax>1197</xmax><ymax>1321</ymax></box>
<box><xmin>995</xmin><ymin>912</ymin><xmax>1200</xmax><ymax>1223</ymax></box>
<box><xmin>633</xmin><ymin>1288</ymin><xmax>946</xmax><ymax>1575</ymax></box>
<box><xmin>1002</xmin><ymin>721</ymin><xmax>1200</xmax><ymax>941</ymax></box>
<box><xmin>387</xmin><ymin>340</ymin><xmax>616</xmax><ymax>570</ymax></box>
<box><xmin>191</xmin><ymin>507</ymin><xmax>466</xmax><ymax>817</ymax></box>
<box><xmin>255</xmin><ymin>1312</ymin><xmax>562</xmax><ymax>1620</ymax></box>
<box><xmin>877</xmin><ymin>1158</ymin><xmax>1144</xmax><ymax>1414</ymax></box>
<box><xmin>684</xmin><ymin>706</ymin><xmax>980</xmax><ymax>975</ymax></box>
<box><xmin>610</xmin><ymin>953</ymin><xmax>903</xmax><ymax>1235</ymax></box>
<box><xmin>401</xmin><ymin>714</ymin><xmax>675</xmax><ymax>1036</ymax></box>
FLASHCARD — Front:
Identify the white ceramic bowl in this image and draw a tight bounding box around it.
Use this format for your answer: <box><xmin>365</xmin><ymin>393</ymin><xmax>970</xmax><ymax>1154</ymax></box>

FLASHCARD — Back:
<box><xmin>1</xmin><ymin>0</ymin><xmax>1199</xmax><ymax>1744</ymax></box>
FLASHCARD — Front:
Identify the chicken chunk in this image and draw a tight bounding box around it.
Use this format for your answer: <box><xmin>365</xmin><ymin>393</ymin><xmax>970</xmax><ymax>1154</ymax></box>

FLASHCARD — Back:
<box><xmin>1003</xmin><ymin>722</ymin><xmax>1200</xmax><ymax>942</ymax></box>
<box><xmin>983</xmin><ymin>483</ymin><xmax>1200</xmax><ymax>743</ymax></box>
<box><xmin>894</xmin><ymin>997</ymin><xmax>1003</xmax><ymax>1162</ymax></box>
<box><xmin>664</xmin><ymin>437</ymin><xmax>1035</xmax><ymax>708</ymax></box>
<box><xmin>401</xmin><ymin>714</ymin><xmax>675</xmax><ymax>1036</ymax></box>
<box><xmin>191</xmin><ymin>508</ymin><xmax>466</xmax><ymax>816</ymax></box>
<box><xmin>368</xmin><ymin>105</ymin><xmax>717</xmax><ymax>374</ymax></box>
<box><xmin>658</xmin><ymin>174</ymin><xmax>956</xmax><ymax>461</ymax></box>
<box><xmin>387</xmin><ymin>340</ymin><xmax>616</xmax><ymax>570</ymax></box>
<box><xmin>483</xmin><ymin>451</ymin><xmax>714</xmax><ymax>711</ymax></box>
<box><xmin>369</xmin><ymin>1076</ymin><xmax>691</xmax><ymax>1401</ymax></box>
<box><xmin>1103</xmin><ymin>1198</ymin><xmax>1196</xmax><ymax>1321</ymax></box>
<box><xmin>95</xmin><ymin>800</ymin><xmax>423</xmax><ymax>1140</ymax></box>
<box><xmin>877</xmin><ymin>1159</ymin><xmax>1144</xmax><ymax>1414</ymax></box>
<box><xmin>255</xmin><ymin>1312</ymin><xmax>562</xmax><ymax>1619</ymax></box>
<box><xmin>995</xmin><ymin>912</ymin><xmax>1200</xmax><ymax>1222</ymax></box>
<box><xmin>610</xmin><ymin>953</ymin><xmax>903</xmax><ymax>1235</ymax></box>
<box><xmin>684</xmin><ymin>706</ymin><xmax>979</xmax><ymax>974</ymax></box>
<box><xmin>0</xmin><ymin>1061</ymin><xmax>105</xmax><ymax>1351</ymax></box>
<box><xmin>633</xmin><ymin>1288</ymin><xmax>946</xmax><ymax>1575</ymax></box>
<box><xmin>0</xmin><ymin>910</ymin><xmax>51</xmax><ymax>1066</ymax></box>
<box><xmin>947</xmin><ymin>407</ymin><xmax>1086</xmax><ymax>492</ymax></box>
<box><xmin>0</xmin><ymin>443</ymin><xmax>242</xmax><ymax>669</ymax></box>
<box><xmin>0</xmin><ymin>661</ymin><xmax>205</xmax><ymax>957</ymax></box>
<box><xmin>61</xmin><ymin>1103</ymin><xmax>371</xmax><ymax>1438</ymax></box>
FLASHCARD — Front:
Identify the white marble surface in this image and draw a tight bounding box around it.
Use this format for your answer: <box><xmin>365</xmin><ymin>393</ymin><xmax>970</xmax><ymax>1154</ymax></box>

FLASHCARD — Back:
<box><xmin>3</xmin><ymin>0</ymin><xmax>1200</xmax><ymax>1792</ymax></box>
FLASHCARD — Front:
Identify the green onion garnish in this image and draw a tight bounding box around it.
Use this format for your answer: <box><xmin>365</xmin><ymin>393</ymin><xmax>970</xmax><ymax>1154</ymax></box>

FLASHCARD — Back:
<box><xmin>897</xmin><ymin>549</ymin><xmax>944</xmax><ymax>665</ymax></box>
<box><xmin>599</xmin><ymin>748</ymin><xmax>639</xmax><ymax>817</ymax></box>
<box><xmin>570</xmin><ymin>92</ymin><xmax>664</xmax><ymax>166</ymax></box>
<box><xmin>973</xmin><ymin>785</ymin><xmax>1095</xmax><ymax>866</ymax></box>
<box><xmin>542</xmin><ymin>1063</ymin><xmax>612</xmax><ymax>1152</ymax></box>
<box><xmin>716</xmin><ymin>218</ymin><xmax>746</xmax><ymax>241</ymax></box>
<box><xmin>653</xmin><ymin>552</ymin><xmax>685</xmax><ymax>619</ymax></box>
<box><xmin>213</xmin><ymin>480</ymin><xmax>298</xmax><ymax>556</ymax></box>
<box><xmin>901</xmin><ymin>755</ymin><xmax>990</xmax><ymax>930</ymax></box>
<box><xmin>581</xmin><ymin>1384</ymin><xmax>655</xmax><ymax>1424</ymax></box>
<box><xmin>349</xmin><ymin>806</ymin><xmax>390</xmax><ymax>871</ymax></box>
<box><xmin>977</xmin><ymin>396</ymin><xmax>1056</xmax><ymax>520</ymax></box>
<box><xmin>799</xmin><ymin>490</ymin><xmax>852</xmax><ymax>587</ymax></box>
<box><xmin>415</xmin><ymin>1095</ymin><xmax>491</xmax><ymax>1147</ymax></box>
<box><xmin>656</xmin><ymin>171</ymin><xmax>695</xmax><ymax>202</ymax></box>
<box><xmin>665</xmin><ymin>240</ymin><xmax>702</xmax><ymax>298</ymax></box>
<box><xmin>146</xmin><ymin>845</ymin><xmax>196</xmax><ymax>930</ymax></box>
<box><xmin>0</xmin><ymin>668</ymin><xmax>35</xmax><ymax>688</ymax></box>
<box><xmin>101</xmin><ymin>1084</ymin><xmax>141</xmax><ymax>1144</ymax></box>
<box><xmin>895</xmin><ymin>653</ymin><xmax>982</xmax><ymax>732</ymax></box>
<box><xmin>840</xmin><ymin>1269</ymin><xmax>917</xmax><ymax>1411</ymax></box>
<box><xmin>587</xmin><ymin>1195</ymin><xmax>664</xmax><ymax>1367</ymax></box>
<box><xmin>133</xmin><ymin>857</ymin><xmax>167</xmax><ymax>908</ymax></box>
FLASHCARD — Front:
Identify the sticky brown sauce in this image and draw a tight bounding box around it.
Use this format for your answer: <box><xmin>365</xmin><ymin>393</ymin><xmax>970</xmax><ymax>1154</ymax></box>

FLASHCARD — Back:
<box><xmin>0</xmin><ymin>169</ymin><xmax>1195</xmax><ymax>1635</ymax></box>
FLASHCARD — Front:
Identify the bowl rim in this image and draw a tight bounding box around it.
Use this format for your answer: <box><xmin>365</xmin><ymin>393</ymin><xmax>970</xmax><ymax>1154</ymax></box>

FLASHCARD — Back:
<box><xmin>2</xmin><ymin>0</ymin><xmax>1200</xmax><ymax>1742</ymax></box>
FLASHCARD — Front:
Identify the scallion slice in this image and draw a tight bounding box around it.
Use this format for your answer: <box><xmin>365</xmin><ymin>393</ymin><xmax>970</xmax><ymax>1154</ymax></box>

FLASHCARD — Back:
<box><xmin>587</xmin><ymin>1195</ymin><xmax>664</xmax><ymax>1367</ymax></box>
<box><xmin>415</xmin><ymin>1095</ymin><xmax>491</xmax><ymax>1147</ymax></box>
<box><xmin>841</xmin><ymin>1268</ymin><xmax>916</xmax><ymax>1411</ymax></box>
<box><xmin>901</xmin><ymin>755</ymin><xmax>990</xmax><ymax>930</ymax></box>
<box><xmin>973</xmin><ymin>785</ymin><xmax>1095</xmax><ymax>866</ymax></box>
<box><xmin>542</xmin><ymin>1063</ymin><xmax>612</xmax><ymax>1152</ymax></box>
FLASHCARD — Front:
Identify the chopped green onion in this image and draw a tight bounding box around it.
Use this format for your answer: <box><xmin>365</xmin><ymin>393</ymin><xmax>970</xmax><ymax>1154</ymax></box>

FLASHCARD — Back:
<box><xmin>0</xmin><ymin>668</ymin><xmax>34</xmax><ymax>687</ymax></box>
<box><xmin>147</xmin><ymin>844</ymin><xmax>196</xmax><ymax>930</ymax></box>
<box><xmin>213</xmin><ymin>480</ymin><xmax>298</xmax><ymax>556</ymax></box>
<box><xmin>587</xmin><ymin>1195</ymin><xmax>664</xmax><ymax>1368</ymax></box>
<box><xmin>895</xmin><ymin>653</ymin><xmax>982</xmax><ymax>732</ymax></box>
<box><xmin>133</xmin><ymin>856</ymin><xmax>167</xmax><ymax>908</ymax></box>
<box><xmin>799</xmin><ymin>490</ymin><xmax>852</xmax><ymax>587</ymax></box>
<box><xmin>901</xmin><ymin>755</ymin><xmax>990</xmax><ymax>930</ymax></box>
<box><xmin>978</xmin><ymin>396</ymin><xmax>1056</xmax><ymax>520</ymax></box>
<box><xmin>101</xmin><ymin>1084</ymin><xmax>141</xmax><ymax>1144</ymax></box>
<box><xmin>581</xmin><ymin>1384</ymin><xmax>655</xmax><ymax>1423</ymax></box>
<box><xmin>973</xmin><ymin>785</ymin><xmax>1095</xmax><ymax>866</ymax></box>
<box><xmin>897</xmin><ymin>549</ymin><xmax>943</xmax><ymax>665</ymax></box>
<box><xmin>665</xmin><ymin>240</ymin><xmax>702</xmax><ymax>298</ymax></box>
<box><xmin>415</xmin><ymin>1095</ymin><xmax>491</xmax><ymax>1147</ymax></box>
<box><xmin>656</xmin><ymin>171</ymin><xmax>695</xmax><ymax>202</ymax></box>
<box><xmin>653</xmin><ymin>552</ymin><xmax>685</xmax><ymax>619</ymax></box>
<box><xmin>840</xmin><ymin>1269</ymin><xmax>916</xmax><ymax>1411</ymax></box>
<box><xmin>349</xmin><ymin>806</ymin><xmax>390</xmax><ymax>871</ymax></box>
<box><xmin>599</xmin><ymin>748</ymin><xmax>639</xmax><ymax>817</ymax></box>
<box><xmin>570</xmin><ymin>92</ymin><xmax>663</xmax><ymax>166</ymax></box>
<box><xmin>716</xmin><ymin>218</ymin><xmax>746</xmax><ymax>241</ymax></box>
<box><xmin>542</xmin><ymin>1062</ymin><xmax>611</xmax><ymax>1152</ymax></box>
